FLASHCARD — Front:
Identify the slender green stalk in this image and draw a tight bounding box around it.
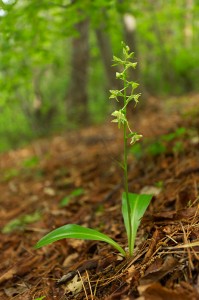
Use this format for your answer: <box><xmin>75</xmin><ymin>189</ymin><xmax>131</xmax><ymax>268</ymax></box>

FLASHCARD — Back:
<box><xmin>110</xmin><ymin>43</ymin><xmax>145</xmax><ymax>256</ymax></box>
<box><xmin>123</xmin><ymin>74</ymin><xmax>132</xmax><ymax>256</ymax></box>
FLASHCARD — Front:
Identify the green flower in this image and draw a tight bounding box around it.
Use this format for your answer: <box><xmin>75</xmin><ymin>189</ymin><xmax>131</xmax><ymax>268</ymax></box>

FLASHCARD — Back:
<box><xmin>111</xmin><ymin>110</ymin><xmax>127</xmax><ymax>128</ymax></box>
<box><xmin>130</xmin><ymin>133</ymin><xmax>143</xmax><ymax>145</ymax></box>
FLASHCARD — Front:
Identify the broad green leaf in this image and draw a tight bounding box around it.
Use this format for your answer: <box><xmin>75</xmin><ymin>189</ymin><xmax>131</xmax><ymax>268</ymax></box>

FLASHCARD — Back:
<box><xmin>35</xmin><ymin>224</ymin><xmax>126</xmax><ymax>256</ymax></box>
<box><xmin>122</xmin><ymin>192</ymin><xmax>152</xmax><ymax>255</ymax></box>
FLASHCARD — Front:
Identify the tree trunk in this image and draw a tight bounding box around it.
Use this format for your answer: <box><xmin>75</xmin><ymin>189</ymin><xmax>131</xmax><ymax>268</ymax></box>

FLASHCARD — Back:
<box><xmin>122</xmin><ymin>13</ymin><xmax>147</xmax><ymax>103</ymax></box>
<box><xmin>95</xmin><ymin>27</ymin><xmax>122</xmax><ymax>92</ymax></box>
<box><xmin>66</xmin><ymin>17</ymin><xmax>90</xmax><ymax>125</ymax></box>
<box><xmin>184</xmin><ymin>0</ymin><xmax>193</xmax><ymax>48</ymax></box>
<box><xmin>22</xmin><ymin>70</ymin><xmax>56</xmax><ymax>136</ymax></box>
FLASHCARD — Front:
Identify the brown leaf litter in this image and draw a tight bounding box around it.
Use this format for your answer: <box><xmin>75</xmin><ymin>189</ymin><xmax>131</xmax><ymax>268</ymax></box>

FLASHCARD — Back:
<box><xmin>0</xmin><ymin>95</ymin><xmax>199</xmax><ymax>299</ymax></box>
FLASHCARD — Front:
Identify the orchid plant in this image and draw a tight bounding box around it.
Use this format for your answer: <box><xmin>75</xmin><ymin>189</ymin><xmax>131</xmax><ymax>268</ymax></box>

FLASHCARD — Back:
<box><xmin>35</xmin><ymin>42</ymin><xmax>152</xmax><ymax>257</ymax></box>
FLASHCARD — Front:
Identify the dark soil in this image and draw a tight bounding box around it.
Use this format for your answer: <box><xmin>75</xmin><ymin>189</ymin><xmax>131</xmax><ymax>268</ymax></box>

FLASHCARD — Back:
<box><xmin>0</xmin><ymin>95</ymin><xmax>199</xmax><ymax>300</ymax></box>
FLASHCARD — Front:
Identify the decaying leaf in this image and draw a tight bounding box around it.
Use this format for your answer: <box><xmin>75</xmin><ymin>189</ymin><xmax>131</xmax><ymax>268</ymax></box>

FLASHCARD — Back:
<box><xmin>140</xmin><ymin>256</ymin><xmax>178</xmax><ymax>285</ymax></box>
<box><xmin>65</xmin><ymin>274</ymin><xmax>83</xmax><ymax>295</ymax></box>
<box><xmin>140</xmin><ymin>186</ymin><xmax>161</xmax><ymax>196</ymax></box>
<box><xmin>138</xmin><ymin>282</ymin><xmax>198</xmax><ymax>300</ymax></box>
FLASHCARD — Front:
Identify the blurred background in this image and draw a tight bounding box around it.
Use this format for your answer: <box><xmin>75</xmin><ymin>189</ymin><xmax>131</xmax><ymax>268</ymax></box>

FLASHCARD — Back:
<box><xmin>0</xmin><ymin>0</ymin><xmax>198</xmax><ymax>152</ymax></box>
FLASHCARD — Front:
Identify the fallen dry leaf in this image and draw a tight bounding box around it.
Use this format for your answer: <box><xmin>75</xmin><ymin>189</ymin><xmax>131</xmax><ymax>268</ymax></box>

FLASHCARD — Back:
<box><xmin>140</xmin><ymin>256</ymin><xmax>178</xmax><ymax>285</ymax></box>
<box><xmin>65</xmin><ymin>274</ymin><xmax>83</xmax><ymax>295</ymax></box>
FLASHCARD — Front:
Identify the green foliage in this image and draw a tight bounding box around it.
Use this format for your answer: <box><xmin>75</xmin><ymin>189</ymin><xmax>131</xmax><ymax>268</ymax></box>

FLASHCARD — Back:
<box><xmin>130</xmin><ymin>143</ymin><xmax>142</xmax><ymax>159</ymax></box>
<box><xmin>2</xmin><ymin>168</ymin><xmax>20</xmax><ymax>181</ymax></box>
<box><xmin>173</xmin><ymin>141</ymin><xmax>184</xmax><ymax>154</ymax></box>
<box><xmin>109</xmin><ymin>42</ymin><xmax>152</xmax><ymax>256</ymax></box>
<box><xmin>110</xmin><ymin>43</ymin><xmax>142</xmax><ymax>145</ymax></box>
<box><xmin>0</xmin><ymin>104</ymin><xmax>32</xmax><ymax>152</ymax></box>
<box><xmin>161</xmin><ymin>127</ymin><xmax>186</xmax><ymax>142</ymax></box>
<box><xmin>35</xmin><ymin>43</ymin><xmax>152</xmax><ymax>257</ymax></box>
<box><xmin>59</xmin><ymin>188</ymin><xmax>84</xmax><ymax>207</ymax></box>
<box><xmin>0</xmin><ymin>1</ymin><xmax>199</xmax><ymax>150</ymax></box>
<box><xmin>130</xmin><ymin>127</ymin><xmax>186</xmax><ymax>158</ymax></box>
<box><xmin>155</xmin><ymin>181</ymin><xmax>164</xmax><ymax>188</ymax></box>
<box><xmin>122</xmin><ymin>192</ymin><xmax>151</xmax><ymax>254</ymax></box>
<box><xmin>2</xmin><ymin>211</ymin><xmax>41</xmax><ymax>233</ymax></box>
<box><xmin>22</xmin><ymin>156</ymin><xmax>40</xmax><ymax>169</ymax></box>
<box><xmin>136</xmin><ymin>2</ymin><xmax>199</xmax><ymax>94</ymax></box>
<box><xmin>147</xmin><ymin>127</ymin><xmax>186</xmax><ymax>156</ymax></box>
<box><xmin>147</xmin><ymin>141</ymin><xmax>167</xmax><ymax>156</ymax></box>
<box><xmin>35</xmin><ymin>224</ymin><xmax>126</xmax><ymax>256</ymax></box>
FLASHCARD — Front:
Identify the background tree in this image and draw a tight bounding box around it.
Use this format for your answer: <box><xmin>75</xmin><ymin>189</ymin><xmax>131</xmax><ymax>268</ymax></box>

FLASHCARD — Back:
<box><xmin>0</xmin><ymin>0</ymin><xmax>199</xmax><ymax>151</ymax></box>
<box><xmin>66</xmin><ymin>15</ymin><xmax>90</xmax><ymax>124</ymax></box>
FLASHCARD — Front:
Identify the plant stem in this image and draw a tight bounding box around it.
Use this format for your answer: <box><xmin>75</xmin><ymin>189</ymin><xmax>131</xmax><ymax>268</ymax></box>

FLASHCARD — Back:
<box><xmin>123</xmin><ymin>75</ymin><xmax>132</xmax><ymax>256</ymax></box>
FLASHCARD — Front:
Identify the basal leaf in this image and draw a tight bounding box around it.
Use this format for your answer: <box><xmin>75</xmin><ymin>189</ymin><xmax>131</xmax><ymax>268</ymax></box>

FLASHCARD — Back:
<box><xmin>35</xmin><ymin>224</ymin><xmax>126</xmax><ymax>256</ymax></box>
<box><xmin>122</xmin><ymin>192</ymin><xmax>152</xmax><ymax>255</ymax></box>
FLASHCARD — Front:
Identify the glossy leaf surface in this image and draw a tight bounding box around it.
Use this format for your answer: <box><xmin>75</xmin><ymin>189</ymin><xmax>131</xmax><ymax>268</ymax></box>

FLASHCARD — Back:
<box><xmin>35</xmin><ymin>224</ymin><xmax>126</xmax><ymax>256</ymax></box>
<box><xmin>122</xmin><ymin>192</ymin><xmax>152</xmax><ymax>255</ymax></box>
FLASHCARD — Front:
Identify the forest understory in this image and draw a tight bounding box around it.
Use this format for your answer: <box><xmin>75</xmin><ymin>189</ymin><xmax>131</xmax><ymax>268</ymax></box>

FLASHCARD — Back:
<box><xmin>0</xmin><ymin>95</ymin><xmax>199</xmax><ymax>300</ymax></box>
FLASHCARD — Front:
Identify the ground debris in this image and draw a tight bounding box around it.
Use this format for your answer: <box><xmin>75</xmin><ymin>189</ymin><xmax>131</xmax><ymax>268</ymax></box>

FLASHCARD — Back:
<box><xmin>0</xmin><ymin>96</ymin><xmax>199</xmax><ymax>299</ymax></box>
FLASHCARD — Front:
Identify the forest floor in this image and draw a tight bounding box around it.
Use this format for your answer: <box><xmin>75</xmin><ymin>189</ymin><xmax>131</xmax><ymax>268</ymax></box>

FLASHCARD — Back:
<box><xmin>0</xmin><ymin>95</ymin><xmax>199</xmax><ymax>300</ymax></box>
